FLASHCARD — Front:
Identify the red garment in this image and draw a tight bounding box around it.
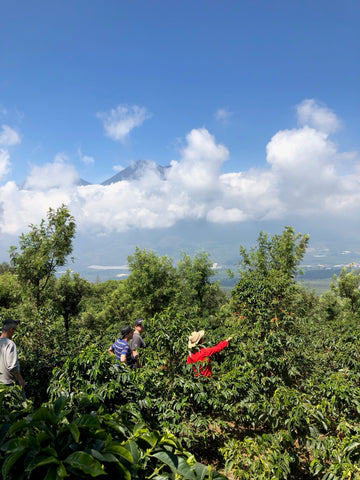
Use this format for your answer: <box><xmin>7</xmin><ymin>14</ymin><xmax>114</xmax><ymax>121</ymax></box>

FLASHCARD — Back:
<box><xmin>187</xmin><ymin>340</ymin><xmax>228</xmax><ymax>377</ymax></box>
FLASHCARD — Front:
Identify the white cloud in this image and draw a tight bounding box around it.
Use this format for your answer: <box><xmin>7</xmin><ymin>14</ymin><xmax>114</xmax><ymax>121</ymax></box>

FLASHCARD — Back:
<box><xmin>219</xmin><ymin>170</ymin><xmax>283</xmax><ymax>220</ymax></box>
<box><xmin>0</xmin><ymin>150</ymin><xmax>11</xmax><ymax>181</ymax></box>
<box><xmin>0</xmin><ymin>125</ymin><xmax>21</xmax><ymax>184</ymax></box>
<box><xmin>97</xmin><ymin>104</ymin><xmax>151</xmax><ymax>142</ymax></box>
<box><xmin>78</xmin><ymin>148</ymin><xmax>94</xmax><ymax>165</ymax></box>
<box><xmin>0</xmin><ymin>125</ymin><xmax>21</xmax><ymax>147</ymax></box>
<box><xmin>0</xmin><ymin>181</ymin><xmax>71</xmax><ymax>235</ymax></box>
<box><xmin>266</xmin><ymin>125</ymin><xmax>344</xmax><ymax>214</ymax></box>
<box><xmin>24</xmin><ymin>154</ymin><xmax>80</xmax><ymax>190</ymax></box>
<box><xmin>297</xmin><ymin>99</ymin><xmax>341</xmax><ymax>134</ymax></box>
<box><xmin>167</xmin><ymin>128</ymin><xmax>229</xmax><ymax>199</ymax></box>
<box><xmin>214</xmin><ymin>108</ymin><xmax>232</xmax><ymax>124</ymax></box>
<box><xmin>0</xmin><ymin>100</ymin><xmax>359</xmax><ymax>238</ymax></box>
<box><xmin>207</xmin><ymin>206</ymin><xmax>248</xmax><ymax>223</ymax></box>
<box><xmin>113</xmin><ymin>165</ymin><xmax>125</xmax><ymax>172</ymax></box>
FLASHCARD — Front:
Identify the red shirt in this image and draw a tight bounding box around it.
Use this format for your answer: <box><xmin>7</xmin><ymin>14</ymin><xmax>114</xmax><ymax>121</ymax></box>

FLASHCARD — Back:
<box><xmin>187</xmin><ymin>340</ymin><xmax>229</xmax><ymax>377</ymax></box>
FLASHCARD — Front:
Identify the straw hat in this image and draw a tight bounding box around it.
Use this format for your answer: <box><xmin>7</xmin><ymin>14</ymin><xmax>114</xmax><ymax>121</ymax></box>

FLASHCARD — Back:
<box><xmin>188</xmin><ymin>330</ymin><xmax>205</xmax><ymax>349</ymax></box>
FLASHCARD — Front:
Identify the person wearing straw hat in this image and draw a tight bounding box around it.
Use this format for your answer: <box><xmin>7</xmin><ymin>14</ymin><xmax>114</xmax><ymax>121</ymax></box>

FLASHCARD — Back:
<box><xmin>187</xmin><ymin>330</ymin><xmax>232</xmax><ymax>378</ymax></box>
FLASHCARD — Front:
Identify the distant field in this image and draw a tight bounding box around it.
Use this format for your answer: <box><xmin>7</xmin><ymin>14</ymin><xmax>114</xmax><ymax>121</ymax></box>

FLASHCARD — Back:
<box><xmin>298</xmin><ymin>278</ymin><xmax>333</xmax><ymax>294</ymax></box>
<box><xmin>218</xmin><ymin>273</ymin><xmax>334</xmax><ymax>296</ymax></box>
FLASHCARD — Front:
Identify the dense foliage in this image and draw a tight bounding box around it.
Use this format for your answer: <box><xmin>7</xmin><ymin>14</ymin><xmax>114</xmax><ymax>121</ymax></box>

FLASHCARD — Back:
<box><xmin>1</xmin><ymin>209</ymin><xmax>360</xmax><ymax>479</ymax></box>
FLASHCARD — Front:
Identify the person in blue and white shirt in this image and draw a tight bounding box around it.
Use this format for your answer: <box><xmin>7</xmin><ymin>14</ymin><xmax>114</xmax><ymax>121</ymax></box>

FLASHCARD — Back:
<box><xmin>108</xmin><ymin>325</ymin><xmax>137</xmax><ymax>369</ymax></box>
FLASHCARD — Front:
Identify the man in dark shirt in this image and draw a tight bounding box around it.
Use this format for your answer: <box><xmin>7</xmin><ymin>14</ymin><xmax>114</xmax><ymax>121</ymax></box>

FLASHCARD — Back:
<box><xmin>108</xmin><ymin>325</ymin><xmax>137</xmax><ymax>369</ymax></box>
<box><xmin>130</xmin><ymin>318</ymin><xmax>146</xmax><ymax>368</ymax></box>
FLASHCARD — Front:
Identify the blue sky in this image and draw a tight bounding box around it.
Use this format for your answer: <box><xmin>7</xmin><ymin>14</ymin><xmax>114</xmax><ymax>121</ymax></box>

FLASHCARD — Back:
<box><xmin>1</xmin><ymin>0</ymin><xmax>360</xmax><ymax>272</ymax></box>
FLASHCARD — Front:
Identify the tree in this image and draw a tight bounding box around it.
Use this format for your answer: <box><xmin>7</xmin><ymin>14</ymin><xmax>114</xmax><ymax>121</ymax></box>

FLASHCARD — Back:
<box><xmin>238</xmin><ymin>226</ymin><xmax>309</xmax><ymax>280</ymax></box>
<box><xmin>176</xmin><ymin>251</ymin><xmax>225</xmax><ymax>316</ymax></box>
<box><xmin>9</xmin><ymin>205</ymin><xmax>76</xmax><ymax>307</ymax></box>
<box><xmin>0</xmin><ymin>271</ymin><xmax>22</xmax><ymax>313</ymax></box>
<box><xmin>0</xmin><ymin>262</ymin><xmax>11</xmax><ymax>274</ymax></box>
<box><xmin>231</xmin><ymin>226</ymin><xmax>310</xmax><ymax>324</ymax></box>
<box><xmin>331</xmin><ymin>267</ymin><xmax>360</xmax><ymax>315</ymax></box>
<box><xmin>124</xmin><ymin>247</ymin><xmax>178</xmax><ymax>319</ymax></box>
<box><xmin>54</xmin><ymin>270</ymin><xmax>91</xmax><ymax>335</ymax></box>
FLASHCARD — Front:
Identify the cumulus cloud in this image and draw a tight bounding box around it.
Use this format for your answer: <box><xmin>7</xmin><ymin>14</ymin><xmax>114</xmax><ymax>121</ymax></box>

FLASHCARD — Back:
<box><xmin>0</xmin><ymin>180</ymin><xmax>72</xmax><ymax>235</ymax></box>
<box><xmin>218</xmin><ymin>169</ymin><xmax>282</xmax><ymax>220</ymax></box>
<box><xmin>97</xmin><ymin>104</ymin><xmax>151</xmax><ymax>142</ymax></box>
<box><xmin>24</xmin><ymin>153</ymin><xmax>80</xmax><ymax>190</ymax></box>
<box><xmin>0</xmin><ymin>125</ymin><xmax>21</xmax><ymax>147</ymax></box>
<box><xmin>167</xmin><ymin>128</ymin><xmax>229</xmax><ymax>199</ymax></box>
<box><xmin>297</xmin><ymin>99</ymin><xmax>341</xmax><ymax>134</ymax></box>
<box><xmin>265</xmin><ymin>121</ymin><xmax>357</xmax><ymax>215</ymax></box>
<box><xmin>0</xmin><ymin>99</ymin><xmax>359</xmax><ymax>237</ymax></box>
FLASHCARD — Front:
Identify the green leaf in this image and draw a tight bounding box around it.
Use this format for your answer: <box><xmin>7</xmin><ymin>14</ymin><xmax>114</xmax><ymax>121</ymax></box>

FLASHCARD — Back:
<box><xmin>25</xmin><ymin>454</ymin><xmax>59</xmax><ymax>473</ymax></box>
<box><xmin>53</xmin><ymin>396</ymin><xmax>69</xmax><ymax>420</ymax></box>
<box><xmin>73</xmin><ymin>414</ymin><xmax>101</xmax><ymax>429</ymax></box>
<box><xmin>90</xmin><ymin>449</ymin><xmax>119</xmax><ymax>463</ymax></box>
<box><xmin>151</xmin><ymin>476</ymin><xmax>174</xmax><ymax>480</ymax></box>
<box><xmin>344</xmin><ymin>441</ymin><xmax>360</xmax><ymax>454</ymax></box>
<box><xmin>43</xmin><ymin>466</ymin><xmax>59</xmax><ymax>480</ymax></box>
<box><xmin>138</xmin><ymin>430</ymin><xmax>161</xmax><ymax>447</ymax></box>
<box><xmin>44</xmin><ymin>462</ymin><xmax>69</xmax><ymax>480</ymax></box>
<box><xmin>64</xmin><ymin>451</ymin><xmax>107</xmax><ymax>477</ymax></box>
<box><xmin>176</xmin><ymin>457</ymin><xmax>199</xmax><ymax>480</ymax></box>
<box><xmin>2</xmin><ymin>448</ymin><xmax>27</xmax><ymax>477</ymax></box>
<box><xmin>152</xmin><ymin>453</ymin><xmax>199</xmax><ymax>480</ymax></box>
<box><xmin>67</xmin><ymin>424</ymin><xmax>80</xmax><ymax>443</ymax></box>
<box><xmin>56</xmin><ymin>461</ymin><xmax>68</xmax><ymax>479</ymax></box>
<box><xmin>7</xmin><ymin>419</ymin><xmax>28</xmax><ymax>436</ymax></box>
<box><xmin>152</xmin><ymin>451</ymin><xmax>180</xmax><ymax>472</ymax></box>
<box><xmin>30</xmin><ymin>407</ymin><xmax>56</xmax><ymax>425</ymax></box>
<box><xmin>103</xmin><ymin>444</ymin><xmax>133</xmax><ymax>463</ymax></box>
<box><xmin>0</xmin><ymin>422</ymin><xmax>13</xmax><ymax>445</ymax></box>
<box><xmin>125</xmin><ymin>440</ymin><xmax>139</xmax><ymax>464</ymax></box>
<box><xmin>192</xmin><ymin>462</ymin><xmax>212</xmax><ymax>480</ymax></box>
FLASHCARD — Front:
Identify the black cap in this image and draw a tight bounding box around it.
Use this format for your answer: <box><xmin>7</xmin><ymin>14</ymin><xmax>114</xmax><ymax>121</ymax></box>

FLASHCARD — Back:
<box><xmin>2</xmin><ymin>318</ymin><xmax>19</xmax><ymax>327</ymax></box>
<box><xmin>120</xmin><ymin>325</ymin><xmax>133</xmax><ymax>338</ymax></box>
<box><xmin>134</xmin><ymin>318</ymin><xmax>144</xmax><ymax>326</ymax></box>
<box><xmin>2</xmin><ymin>318</ymin><xmax>19</xmax><ymax>330</ymax></box>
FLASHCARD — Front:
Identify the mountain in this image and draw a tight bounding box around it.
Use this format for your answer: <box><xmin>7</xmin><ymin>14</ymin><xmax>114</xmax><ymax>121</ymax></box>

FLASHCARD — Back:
<box><xmin>101</xmin><ymin>160</ymin><xmax>170</xmax><ymax>185</ymax></box>
<box><xmin>78</xmin><ymin>178</ymin><xmax>92</xmax><ymax>186</ymax></box>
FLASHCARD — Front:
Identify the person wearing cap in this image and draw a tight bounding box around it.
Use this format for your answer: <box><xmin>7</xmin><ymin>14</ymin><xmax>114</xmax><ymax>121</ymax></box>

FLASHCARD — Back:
<box><xmin>108</xmin><ymin>325</ymin><xmax>137</xmax><ymax>370</ymax></box>
<box><xmin>187</xmin><ymin>330</ymin><xmax>232</xmax><ymax>378</ymax></box>
<box><xmin>0</xmin><ymin>319</ymin><xmax>25</xmax><ymax>390</ymax></box>
<box><xmin>130</xmin><ymin>318</ymin><xmax>146</xmax><ymax>368</ymax></box>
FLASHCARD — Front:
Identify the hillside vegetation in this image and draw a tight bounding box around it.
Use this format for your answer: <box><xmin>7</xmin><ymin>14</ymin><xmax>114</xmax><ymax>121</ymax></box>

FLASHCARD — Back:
<box><xmin>1</xmin><ymin>205</ymin><xmax>360</xmax><ymax>479</ymax></box>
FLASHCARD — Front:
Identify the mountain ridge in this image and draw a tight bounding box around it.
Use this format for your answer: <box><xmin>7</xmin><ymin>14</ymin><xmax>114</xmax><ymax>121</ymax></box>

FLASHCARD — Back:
<box><xmin>101</xmin><ymin>160</ymin><xmax>170</xmax><ymax>185</ymax></box>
